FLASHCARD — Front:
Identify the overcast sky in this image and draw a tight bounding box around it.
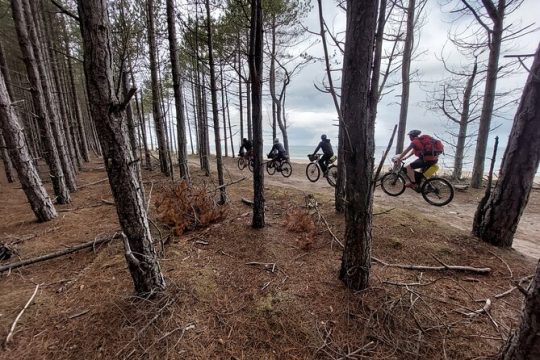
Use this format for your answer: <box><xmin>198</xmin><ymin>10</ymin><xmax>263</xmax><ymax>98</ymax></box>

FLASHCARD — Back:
<box><xmin>272</xmin><ymin>0</ymin><xmax>540</xmax><ymax>150</ymax></box>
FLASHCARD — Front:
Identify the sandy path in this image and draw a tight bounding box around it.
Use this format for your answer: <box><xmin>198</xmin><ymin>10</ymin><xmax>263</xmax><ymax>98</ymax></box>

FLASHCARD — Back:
<box><xmin>215</xmin><ymin>156</ymin><xmax>540</xmax><ymax>260</ymax></box>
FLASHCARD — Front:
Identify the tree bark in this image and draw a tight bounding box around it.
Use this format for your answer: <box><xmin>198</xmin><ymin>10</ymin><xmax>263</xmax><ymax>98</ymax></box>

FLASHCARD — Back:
<box><xmin>77</xmin><ymin>0</ymin><xmax>165</xmax><ymax>295</ymax></box>
<box><xmin>501</xmin><ymin>260</ymin><xmax>540</xmax><ymax>359</ymax></box>
<box><xmin>249</xmin><ymin>0</ymin><xmax>265</xmax><ymax>228</ymax></box>
<box><xmin>472</xmin><ymin>42</ymin><xmax>540</xmax><ymax>247</ymax></box>
<box><xmin>0</xmin><ymin>42</ymin><xmax>15</xmax><ymax>183</ymax></box>
<box><xmin>10</xmin><ymin>0</ymin><xmax>71</xmax><ymax>204</ymax></box>
<box><xmin>339</xmin><ymin>0</ymin><xmax>378</xmax><ymax>291</ymax></box>
<box><xmin>396</xmin><ymin>0</ymin><xmax>415</xmax><ymax>154</ymax></box>
<box><xmin>470</xmin><ymin>0</ymin><xmax>505</xmax><ymax>188</ymax></box>
<box><xmin>146</xmin><ymin>0</ymin><xmax>171</xmax><ymax>176</ymax></box>
<box><xmin>205</xmin><ymin>0</ymin><xmax>226</xmax><ymax>203</ymax></box>
<box><xmin>453</xmin><ymin>60</ymin><xmax>478</xmax><ymax>180</ymax></box>
<box><xmin>165</xmin><ymin>0</ymin><xmax>190</xmax><ymax>181</ymax></box>
<box><xmin>0</xmin><ymin>68</ymin><xmax>57</xmax><ymax>221</ymax></box>
<box><xmin>27</xmin><ymin>0</ymin><xmax>77</xmax><ymax>191</ymax></box>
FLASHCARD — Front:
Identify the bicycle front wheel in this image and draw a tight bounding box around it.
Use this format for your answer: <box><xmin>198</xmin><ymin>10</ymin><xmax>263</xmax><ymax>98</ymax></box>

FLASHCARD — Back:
<box><xmin>421</xmin><ymin>178</ymin><xmax>454</xmax><ymax>206</ymax></box>
<box><xmin>266</xmin><ymin>161</ymin><xmax>276</xmax><ymax>175</ymax></box>
<box><xmin>380</xmin><ymin>172</ymin><xmax>406</xmax><ymax>196</ymax></box>
<box><xmin>326</xmin><ymin>165</ymin><xmax>338</xmax><ymax>187</ymax></box>
<box><xmin>281</xmin><ymin>161</ymin><xmax>292</xmax><ymax>178</ymax></box>
<box><xmin>306</xmin><ymin>163</ymin><xmax>320</xmax><ymax>182</ymax></box>
<box><xmin>237</xmin><ymin>157</ymin><xmax>246</xmax><ymax>170</ymax></box>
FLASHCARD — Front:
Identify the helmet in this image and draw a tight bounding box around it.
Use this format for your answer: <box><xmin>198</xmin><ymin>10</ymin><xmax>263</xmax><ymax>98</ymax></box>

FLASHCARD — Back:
<box><xmin>273</xmin><ymin>138</ymin><xmax>279</xmax><ymax>144</ymax></box>
<box><xmin>407</xmin><ymin>130</ymin><xmax>421</xmax><ymax>137</ymax></box>
<box><xmin>321</xmin><ymin>134</ymin><xmax>327</xmax><ymax>140</ymax></box>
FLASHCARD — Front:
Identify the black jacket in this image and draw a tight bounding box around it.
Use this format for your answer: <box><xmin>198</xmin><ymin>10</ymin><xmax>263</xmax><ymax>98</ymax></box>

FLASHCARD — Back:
<box><xmin>313</xmin><ymin>139</ymin><xmax>333</xmax><ymax>156</ymax></box>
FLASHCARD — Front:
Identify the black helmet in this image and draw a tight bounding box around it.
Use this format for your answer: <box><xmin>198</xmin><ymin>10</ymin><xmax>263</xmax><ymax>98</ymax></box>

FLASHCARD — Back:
<box><xmin>407</xmin><ymin>130</ymin><xmax>421</xmax><ymax>137</ymax></box>
<box><xmin>321</xmin><ymin>134</ymin><xmax>327</xmax><ymax>140</ymax></box>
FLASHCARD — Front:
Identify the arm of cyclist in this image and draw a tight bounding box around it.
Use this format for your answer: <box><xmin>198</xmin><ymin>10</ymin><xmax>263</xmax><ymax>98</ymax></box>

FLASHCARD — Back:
<box><xmin>311</xmin><ymin>142</ymin><xmax>322</xmax><ymax>156</ymax></box>
<box><xmin>393</xmin><ymin>144</ymin><xmax>414</xmax><ymax>163</ymax></box>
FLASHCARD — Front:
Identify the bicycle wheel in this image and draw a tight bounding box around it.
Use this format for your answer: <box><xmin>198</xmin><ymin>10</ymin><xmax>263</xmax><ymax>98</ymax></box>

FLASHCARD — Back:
<box><xmin>266</xmin><ymin>161</ymin><xmax>276</xmax><ymax>175</ymax></box>
<box><xmin>421</xmin><ymin>177</ymin><xmax>454</xmax><ymax>206</ymax></box>
<box><xmin>306</xmin><ymin>163</ymin><xmax>320</xmax><ymax>182</ymax></box>
<box><xmin>237</xmin><ymin>157</ymin><xmax>246</xmax><ymax>170</ymax></box>
<box><xmin>326</xmin><ymin>165</ymin><xmax>338</xmax><ymax>187</ymax></box>
<box><xmin>248</xmin><ymin>159</ymin><xmax>254</xmax><ymax>173</ymax></box>
<box><xmin>380</xmin><ymin>172</ymin><xmax>406</xmax><ymax>196</ymax></box>
<box><xmin>281</xmin><ymin>161</ymin><xmax>292</xmax><ymax>178</ymax></box>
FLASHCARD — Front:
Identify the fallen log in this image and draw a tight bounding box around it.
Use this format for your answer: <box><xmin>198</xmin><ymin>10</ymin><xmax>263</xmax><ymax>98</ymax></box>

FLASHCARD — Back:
<box><xmin>0</xmin><ymin>232</ymin><xmax>121</xmax><ymax>274</ymax></box>
<box><xmin>372</xmin><ymin>256</ymin><xmax>491</xmax><ymax>274</ymax></box>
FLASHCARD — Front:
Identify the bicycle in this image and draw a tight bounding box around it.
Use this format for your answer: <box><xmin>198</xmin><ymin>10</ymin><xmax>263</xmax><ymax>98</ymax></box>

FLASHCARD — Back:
<box><xmin>305</xmin><ymin>154</ymin><xmax>338</xmax><ymax>187</ymax></box>
<box><xmin>380</xmin><ymin>160</ymin><xmax>454</xmax><ymax>206</ymax></box>
<box><xmin>266</xmin><ymin>156</ymin><xmax>292</xmax><ymax>177</ymax></box>
<box><xmin>237</xmin><ymin>153</ymin><xmax>254</xmax><ymax>172</ymax></box>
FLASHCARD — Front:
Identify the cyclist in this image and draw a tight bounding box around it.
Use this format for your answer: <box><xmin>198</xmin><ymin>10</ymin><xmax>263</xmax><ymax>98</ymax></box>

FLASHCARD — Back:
<box><xmin>310</xmin><ymin>134</ymin><xmax>334</xmax><ymax>177</ymax></box>
<box><xmin>267</xmin><ymin>138</ymin><xmax>288</xmax><ymax>165</ymax></box>
<box><xmin>394</xmin><ymin>129</ymin><xmax>439</xmax><ymax>189</ymax></box>
<box><xmin>239</xmin><ymin>138</ymin><xmax>253</xmax><ymax>158</ymax></box>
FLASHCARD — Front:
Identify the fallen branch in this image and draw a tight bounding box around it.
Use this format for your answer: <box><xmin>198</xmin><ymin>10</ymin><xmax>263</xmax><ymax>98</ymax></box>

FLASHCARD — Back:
<box><xmin>241</xmin><ymin>198</ymin><xmax>253</xmax><ymax>206</ymax></box>
<box><xmin>458</xmin><ymin>298</ymin><xmax>492</xmax><ymax>317</ymax></box>
<box><xmin>101</xmin><ymin>199</ymin><xmax>115</xmax><ymax>206</ymax></box>
<box><xmin>78</xmin><ymin>178</ymin><xmax>108</xmax><ymax>189</ymax></box>
<box><xmin>5</xmin><ymin>284</ymin><xmax>39</xmax><ymax>345</ymax></box>
<box><xmin>246</xmin><ymin>262</ymin><xmax>277</xmax><ymax>273</ymax></box>
<box><xmin>372</xmin><ymin>256</ymin><xmax>491</xmax><ymax>274</ymax></box>
<box><xmin>494</xmin><ymin>275</ymin><xmax>534</xmax><ymax>299</ymax></box>
<box><xmin>374</xmin><ymin>208</ymin><xmax>395</xmax><ymax>216</ymax></box>
<box><xmin>211</xmin><ymin>177</ymin><xmax>246</xmax><ymax>192</ymax></box>
<box><xmin>0</xmin><ymin>233</ymin><xmax>121</xmax><ymax>273</ymax></box>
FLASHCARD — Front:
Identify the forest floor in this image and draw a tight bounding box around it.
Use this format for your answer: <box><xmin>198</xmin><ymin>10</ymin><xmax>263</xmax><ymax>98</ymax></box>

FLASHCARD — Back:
<box><xmin>0</xmin><ymin>155</ymin><xmax>538</xmax><ymax>359</ymax></box>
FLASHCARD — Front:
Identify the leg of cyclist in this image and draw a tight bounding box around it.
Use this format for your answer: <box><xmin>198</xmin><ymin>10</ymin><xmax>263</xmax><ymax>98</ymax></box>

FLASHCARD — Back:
<box><xmin>319</xmin><ymin>154</ymin><xmax>330</xmax><ymax>176</ymax></box>
<box><xmin>406</xmin><ymin>158</ymin><xmax>425</xmax><ymax>189</ymax></box>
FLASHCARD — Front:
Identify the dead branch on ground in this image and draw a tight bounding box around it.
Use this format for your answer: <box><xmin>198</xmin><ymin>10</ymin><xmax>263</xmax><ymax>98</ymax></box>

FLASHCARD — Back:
<box><xmin>0</xmin><ymin>232</ymin><xmax>121</xmax><ymax>273</ymax></box>
<box><xmin>4</xmin><ymin>284</ymin><xmax>40</xmax><ymax>346</ymax></box>
<box><xmin>78</xmin><ymin>178</ymin><xmax>108</xmax><ymax>189</ymax></box>
<box><xmin>372</xmin><ymin>256</ymin><xmax>491</xmax><ymax>274</ymax></box>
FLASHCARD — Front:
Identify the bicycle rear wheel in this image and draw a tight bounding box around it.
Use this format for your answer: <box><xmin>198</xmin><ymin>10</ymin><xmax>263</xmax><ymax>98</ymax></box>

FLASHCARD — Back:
<box><xmin>248</xmin><ymin>159</ymin><xmax>254</xmax><ymax>173</ymax></box>
<box><xmin>380</xmin><ymin>172</ymin><xmax>406</xmax><ymax>196</ymax></box>
<box><xmin>237</xmin><ymin>157</ymin><xmax>246</xmax><ymax>170</ymax></box>
<box><xmin>326</xmin><ymin>165</ymin><xmax>338</xmax><ymax>187</ymax></box>
<box><xmin>281</xmin><ymin>161</ymin><xmax>292</xmax><ymax>177</ymax></box>
<box><xmin>266</xmin><ymin>161</ymin><xmax>276</xmax><ymax>175</ymax></box>
<box><xmin>306</xmin><ymin>163</ymin><xmax>320</xmax><ymax>182</ymax></box>
<box><xmin>421</xmin><ymin>177</ymin><xmax>454</xmax><ymax>206</ymax></box>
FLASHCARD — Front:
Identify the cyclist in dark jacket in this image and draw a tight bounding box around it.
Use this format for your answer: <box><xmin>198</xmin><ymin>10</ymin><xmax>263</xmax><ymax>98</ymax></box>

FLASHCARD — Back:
<box><xmin>311</xmin><ymin>134</ymin><xmax>334</xmax><ymax>175</ymax></box>
<box><xmin>268</xmin><ymin>138</ymin><xmax>288</xmax><ymax>161</ymax></box>
<box><xmin>239</xmin><ymin>138</ymin><xmax>253</xmax><ymax>158</ymax></box>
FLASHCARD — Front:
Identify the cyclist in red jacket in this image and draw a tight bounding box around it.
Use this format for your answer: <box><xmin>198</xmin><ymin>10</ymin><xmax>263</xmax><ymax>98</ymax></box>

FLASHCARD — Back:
<box><xmin>394</xmin><ymin>130</ymin><xmax>439</xmax><ymax>189</ymax></box>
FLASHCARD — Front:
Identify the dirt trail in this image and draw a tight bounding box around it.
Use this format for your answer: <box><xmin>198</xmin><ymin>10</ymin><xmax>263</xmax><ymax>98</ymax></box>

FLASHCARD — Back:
<box><xmin>221</xmin><ymin>156</ymin><xmax>540</xmax><ymax>259</ymax></box>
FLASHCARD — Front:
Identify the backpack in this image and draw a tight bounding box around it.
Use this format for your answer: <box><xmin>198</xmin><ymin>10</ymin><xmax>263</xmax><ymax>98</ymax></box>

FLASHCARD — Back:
<box><xmin>418</xmin><ymin>135</ymin><xmax>444</xmax><ymax>160</ymax></box>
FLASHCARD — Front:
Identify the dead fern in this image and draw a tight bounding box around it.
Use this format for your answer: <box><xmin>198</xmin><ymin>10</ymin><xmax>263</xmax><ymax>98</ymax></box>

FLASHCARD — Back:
<box><xmin>154</xmin><ymin>181</ymin><xmax>227</xmax><ymax>236</ymax></box>
<box><xmin>285</xmin><ymin>206</ymin><xmax>317</xmax><ymax>250</ymax></box>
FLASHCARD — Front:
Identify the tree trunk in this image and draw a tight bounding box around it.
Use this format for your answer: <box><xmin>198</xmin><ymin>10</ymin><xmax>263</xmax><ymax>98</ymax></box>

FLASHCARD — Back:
<box><xmin>27</xmin><ymin>0</ymin><xmax>77</xmax><ymax>191</ymax></box>
<box><xmin>472</xmin><ymin>42</ymin><xmax>540</xmax><ymax>247</ymax></box>
<box><xmin>77</xmin><ymin>0</ymin><xmax>165</xmax><ymax>295</ymax></box>
<box><xmin>249</xmin><ymin>0</ymin><xmax>264</xmax><ymax>228</ymax></box>
<box><xmin>0</xmin><ymin>69</ymin><xmax>57</xmax><ymax>221</ymax></box>
<box><xmin>453</xmin><ymin>60</ymin><xmax>478</xmax><ymax>180</ymax></box>
<box><xmin>121</xmin><ymin>71</ymin><xmax>138</xmax><ymax>159</ymax></box>
<box><xmin>220</xmin><ymin>64</ymin><xmax>228</xmax><ymax>157</ymax></box>
<box><xmin>339</xmin><ymin>0</ymin><xmax>378</xmax><ymax>291</ymax></box>
<box><xmin>225</xmin><ymin>83</ymin><xmax>235</xmax><ymax>157</ymax></box>
<box><xmin>62</xmin><ymin>17</ymin><xmax>89</xmax><ymax>163</ymax></box>
<box><xmin>205</xmin><ymin>0</ymin><xmax>226</xmax><ymax>203</ymax></box>
<box><xmin>501</xmin><ymin>260</ymin><xmax>540</xmax><ymax>359</ymax></box>
<box><xmin>470</xmin><ymin>0</ymin><xmax>505</xmax><ymax>188</ymax></box>
<box><xmin>238</xmin><ymin>45</ymin><xmax>244</xmax><ymax>142</ymax></box>
<box><xmin>0</xmin><ymin>42</ymin><xmax>15</xmax><ymax>183</ymax></box>
<box><xmin>146</xmin><ymin>0</ymin><xmax>171</xmax><ymax>176</ymax></box>
<box><xmin>165</xmin><ymin>0</ymin><xmax>190</xmax><ymax>181</ymax></box>
<box><xmin>10</xmin><ymin>0</ymin><xmax>71</xmax><ymax>204</ymax></box>
<box><xmin>395</xmin><ymin>0</ymin><xmax>415</xmax><ymax>154</ymax></box>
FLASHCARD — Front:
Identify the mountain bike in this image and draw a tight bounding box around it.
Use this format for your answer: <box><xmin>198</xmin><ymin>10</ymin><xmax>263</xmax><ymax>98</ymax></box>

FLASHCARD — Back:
<box><xmin>266</xmin><ymin>156</ymin><xmax>292</xmax><ymax>177</ymax></box>
<box><xmin>380</xmin><ymin>160</ymin><xmax>454</xmax><ymax>206</ymax></box>
<box><xmin>305</xmin><ymin>154</ymin><xmax>338</xmax><ymax>187</ymax></box>
<box><xmin>237</xmin><ymin>153</ymin><xmax>254</xmax><ymax>172</ymax></box>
